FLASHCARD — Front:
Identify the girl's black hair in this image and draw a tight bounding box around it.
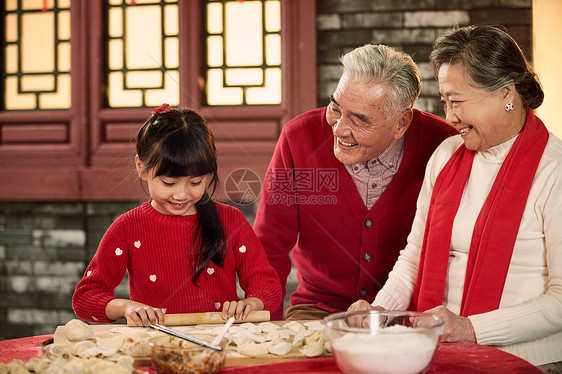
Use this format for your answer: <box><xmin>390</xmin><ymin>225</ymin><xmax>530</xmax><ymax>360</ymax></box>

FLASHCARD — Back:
<box><xmin>136</xmin><ymin>108</ymin><xmax>226</xmax><ymax>285</ymax></box>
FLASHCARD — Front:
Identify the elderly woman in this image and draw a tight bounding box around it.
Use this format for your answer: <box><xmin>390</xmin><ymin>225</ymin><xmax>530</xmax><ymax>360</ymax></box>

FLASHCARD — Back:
<box><xmin>348</xmin><ymin>25</ymin><xmax>562</xmax><ymax>369</ymax></box>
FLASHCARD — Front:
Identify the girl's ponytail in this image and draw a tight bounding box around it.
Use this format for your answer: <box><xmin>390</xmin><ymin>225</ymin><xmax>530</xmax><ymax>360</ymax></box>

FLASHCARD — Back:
<box><xmin>191</xmin><ymin>195</ymin><xmax>226</xmax><ymax>284</ymax></box>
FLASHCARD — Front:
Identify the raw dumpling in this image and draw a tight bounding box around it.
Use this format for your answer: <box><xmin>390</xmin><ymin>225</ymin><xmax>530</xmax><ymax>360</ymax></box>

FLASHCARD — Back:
<box><xmin>231</xmin><ymin>330</ymin><xmax>265</xmax><ymax>346</ymax></box>
<box><xmin>258</xmin><ymin>322</ymin><xmax>279</xmax><ymax>333</ymax></box>
<box><xmin>237</xmin><ymin>342</ymin><xmax>269</xmax><ymax>357</ymax></box>
<box><xmin>292</xmin><ymin>329</ymin><xmax>305</xmax><ymax>347</ymax></box>
<box><xmin>3</xmin><ymin>360</ymin><xmax>27</xmax><ymax>374</ymax></box>
<box><xmin>305</xmin><ymin>330</ymin><xmax>324</xmax><ymax>345</ymax></box>
<box><xmin>120</xmin><ymin>335</ymin><xmax>151</xmax><ymax>357</ymax></box>
<box><xmin>64</xmin><ymin>319</ymin><xmax>94</xmax><ymax>341</ymax></box>
<box><xmin>239</xmin><ymin>322</ymin><xmax>262</xmax><ymax>334</ymax></box>
<box><xmin>283</xmin><ymin>321</ymin><xmax>304</xmax><ymax>332</ymax></box>
<box><xmin>116</xmin><ymin>355</ymin><xmax>134</xmax><ymax>372</ymax></box>
<box><xmin>95</xmin><ymin>335</ymin><xmax>124</xmax><ymax>352</ymax></box>
<box><xmin>71</xmin><ymin>340</ymin><xmax>97</xmax><ymax>355</ymax></box>
<box><xmin>84</xmin><ymin>358</ymin><xmax>131</xmax><ymax>374</ymax></box>
<box><xmin>267</xmin><ymin>342</ymin><xmax>292</xmax><ymax>356</ymax></box>
<box><xmin>300</xmin><ymin>341</ymin><xmax>324</xmax><ymax>357</ymax></box>
<box><xmin>44</xmin><ymin>344</ymin><xmax>73</xmax><ymax>360</ymax></box>
<box><xmin>25</xmin><ymin>357</ymin><xmax>49</xmax><ymax>373</ymax></box>
<box><xmin>303</xmin><ymin>320</ymin><xmax>324</xmax><ymax>331</ymax></box>
<box><xmin>77</xmin><ymin>345</ymin><xmax>120</xmax><ymax>358</ymax></box>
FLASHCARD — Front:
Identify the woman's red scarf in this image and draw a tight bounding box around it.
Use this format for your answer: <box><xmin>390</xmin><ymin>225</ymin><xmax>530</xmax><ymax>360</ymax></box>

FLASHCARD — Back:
<box><xmin>411</xmin><ymin>108</ymin><xmax>549</xmax><ymax>316</ymax></box>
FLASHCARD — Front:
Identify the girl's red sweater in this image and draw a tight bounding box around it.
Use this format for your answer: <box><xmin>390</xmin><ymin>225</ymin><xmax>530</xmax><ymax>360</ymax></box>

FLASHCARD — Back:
<box><xmin>73</xmin><ymin>201</ymin><xmax>282</xmax><ymax>323</ymax></box>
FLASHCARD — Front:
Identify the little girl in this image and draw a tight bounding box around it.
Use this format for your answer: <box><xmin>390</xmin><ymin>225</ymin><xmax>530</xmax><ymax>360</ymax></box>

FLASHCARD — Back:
<box><xmin>72</xmin><ymin>105</ymin><xmax>282</xmax><ymax>327</ymax></box>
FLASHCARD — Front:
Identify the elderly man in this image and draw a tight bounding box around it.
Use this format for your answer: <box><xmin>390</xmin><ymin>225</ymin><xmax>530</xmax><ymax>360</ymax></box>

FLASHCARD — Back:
<box><xmin>253</xmin><ymin>44</ymin><xmax>457</xmax><ymax>320</ymax></box>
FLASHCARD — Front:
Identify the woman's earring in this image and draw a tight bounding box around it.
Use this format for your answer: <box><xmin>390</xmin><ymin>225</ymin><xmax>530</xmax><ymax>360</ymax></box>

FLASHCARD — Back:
<box><xmin>505</xmin><ymin>102</ymin><xmax>514</xmax><ymax>112</ymax></box>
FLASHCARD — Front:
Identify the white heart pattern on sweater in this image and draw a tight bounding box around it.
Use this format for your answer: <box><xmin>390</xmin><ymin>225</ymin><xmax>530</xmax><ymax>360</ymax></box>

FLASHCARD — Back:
<box><xmin>149</xmin><ymin>274</ymin><xmax>157</xmax><ymax>282</ymax></box>
<box><xmin>86</xmin><ymin>271</ymin><xmax>92</xmax><ymax>277</ymax></box>
<box><xmin>207</xmin><ymin>268</ymin><xmax>215</xmax><ymax>275</ymax></box>
<box><xmin>92</xmin><ymin>316</ymin><xmax>98</xmax><ymax>321</ymax></box>
<box><xmin>115</xmin><ymin>248</ymin><xmax>123</xmax><ymax>256</ymax></box>
<box><xmin>215</xmin><ymin>302</ymin><xmax>221</xmax><ymax>310</ymax></box>
<box><xmin>239</xmin><ymin>245</ymin><xmax>247</xmax><ymax>253</ymax></box>
<box><xmin>134</xmin><ymin>240</ymin><xmax>141</xmax><ymax>248</ymax></box>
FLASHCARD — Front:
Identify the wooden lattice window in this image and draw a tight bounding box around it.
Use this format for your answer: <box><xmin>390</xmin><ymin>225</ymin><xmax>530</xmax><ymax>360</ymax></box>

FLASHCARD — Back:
<box><xmin>3</xmin><ymin>0</ymin><xmax>71</xmax><ymax>111</ymax></box>
<box><xmin>0</xmin><ymin>0</ymin><xmax>316</xmax><ymax>201</ymax></box>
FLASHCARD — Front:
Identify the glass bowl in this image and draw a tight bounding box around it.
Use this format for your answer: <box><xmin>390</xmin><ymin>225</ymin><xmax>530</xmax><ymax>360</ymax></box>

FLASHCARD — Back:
<box><xmin>324</xmin><ymin>310</ymin><xmax>444</xmax><ymax>374</ymax></box>
<box><xmin>149</xmin><ymin>335</ymin><xmax>227</xmax><ymax>374</ymax></box>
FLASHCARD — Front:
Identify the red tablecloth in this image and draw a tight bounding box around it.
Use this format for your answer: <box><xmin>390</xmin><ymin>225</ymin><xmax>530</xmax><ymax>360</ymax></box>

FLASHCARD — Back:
<box><xmin>0</xmin><ymin>334</ymin><xmax>542</xmax><ymax>373</ymax></box>
<box><xmin>0</xmin><ymin>334</ymin><xmax>50</xmax><ymax>364</ymax></box>
<box><xmin>219</xmin><ymin>342</ymin><xmax>542</xmax><ymax>374</ymax></box>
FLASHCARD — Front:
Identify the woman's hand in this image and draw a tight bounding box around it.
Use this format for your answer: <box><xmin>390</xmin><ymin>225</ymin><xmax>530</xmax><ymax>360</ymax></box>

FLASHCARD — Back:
<box><xmin>425</xmin><ymin>305</ymin><xmax>476</xmax><ymax>342</ymax></box>
<box><xmin>222</xmin><ymin>297</ymin><xmax>264</xmax><ymax>320</ymax></box>
<box><xmin>105</xmin><ymin>299</ymin><xmax>166</xmax><ymax>327</ymax></box>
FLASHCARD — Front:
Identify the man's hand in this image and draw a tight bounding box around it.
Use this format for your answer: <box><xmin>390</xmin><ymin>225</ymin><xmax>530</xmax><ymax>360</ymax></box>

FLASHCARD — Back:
<box><xmin>346</xmin><ymin>300</ymin><xmax>385</xmax><ymax>328</ymax></box>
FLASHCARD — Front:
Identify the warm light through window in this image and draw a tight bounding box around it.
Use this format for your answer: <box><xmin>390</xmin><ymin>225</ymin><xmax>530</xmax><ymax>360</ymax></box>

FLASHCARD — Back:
<box><xmin>106</xmin><ymin>0</ymin><xmax>180</xmax><ymax>108</ymax></box>
<box><xmin>2</xmin><ymin>0</ymin><xmax>282</xmax><ymax>110</ymax></box>
<box><xmin>2</xmin><ymin>0</ymin><xmax>71</xmax><ymax>110</ymax></box>
<box><xmin>205</xmin><ymin>0</ymin><xmax>282</xmax><ymax>106</ymax></box>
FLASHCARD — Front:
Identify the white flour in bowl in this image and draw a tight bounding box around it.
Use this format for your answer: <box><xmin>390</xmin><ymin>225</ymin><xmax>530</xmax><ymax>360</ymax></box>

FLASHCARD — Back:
<box><xmin>331</xmin><ymin>325</ymin><xmax>437</xmax><ymax>374</ymax></box>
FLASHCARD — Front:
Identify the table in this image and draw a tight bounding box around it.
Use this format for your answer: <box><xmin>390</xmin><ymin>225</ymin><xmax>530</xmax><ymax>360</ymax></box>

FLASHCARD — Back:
<box><xmin>0</xmin><ymin>334</ymin><xmax>542</xmax><ymax>373</ymax></box>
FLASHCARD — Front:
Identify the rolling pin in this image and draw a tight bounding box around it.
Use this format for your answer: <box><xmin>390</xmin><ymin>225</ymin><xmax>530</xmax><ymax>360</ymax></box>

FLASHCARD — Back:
<box><xmin>126</xmin><ymin>310</ymin><xmax>270</xmax><ymax>326</ymax></box>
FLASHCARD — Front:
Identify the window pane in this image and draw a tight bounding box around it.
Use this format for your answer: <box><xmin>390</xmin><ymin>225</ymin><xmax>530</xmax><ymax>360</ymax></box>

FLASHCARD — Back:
<box><xmin>106</xmin><ymin>1</ymin><xmax>179</xmax><ymax>108</ymax></box>
<box><xmin>225</xmin><ymin>2</ymin><xmax>263</xmax><ymax>66</ymax></box>
<box><xmin>265</xmin><ymin>1</ymin><xmax>280</xmax><ymax>32</ymax></box>
<box><xmin>226</xmin><ymin>68</ymin><xmax>263</xmax><ymax>86</ymax></box>
<box><xmin>207</xmin><ymin>69</ymin><xmax>243</xmax><ymax>105</ymax></box>
<box><xmin>205</xmin><ymin>0</ymin><xmax>281</xmax><ymax>106</ymax></box>
<box><xmin>207</xmin><ymin>36</ymin><xmax>224</xmax><ymax>67</ymax></box>
<box><xmin>246</xmin><ymin>68</ymin><xmax>281</xmax><ymax>104</ymax></box>
<box><xmin>2</xmin><ymin>1</ymin><xmax>71</xmax><ymax>110</ymax></box>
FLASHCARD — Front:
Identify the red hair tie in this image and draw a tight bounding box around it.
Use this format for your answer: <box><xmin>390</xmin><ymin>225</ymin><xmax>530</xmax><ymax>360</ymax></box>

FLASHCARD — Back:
<box><xmin>152</xmin><ymin>103</ymin><xmax>170</xmax><ymax>116</ymax></box>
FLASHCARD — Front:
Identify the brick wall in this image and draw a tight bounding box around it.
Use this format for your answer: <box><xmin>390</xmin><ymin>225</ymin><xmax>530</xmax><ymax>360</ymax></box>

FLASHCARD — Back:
<box><xmin>0</xmin><ymin>202</ymin><xmax>138</xmax><ymax>339</ymax></box>
<box><xmin>0</xmin><ymin>0</ymin><xmax>532</xmax><ymax>340</ymax></box>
